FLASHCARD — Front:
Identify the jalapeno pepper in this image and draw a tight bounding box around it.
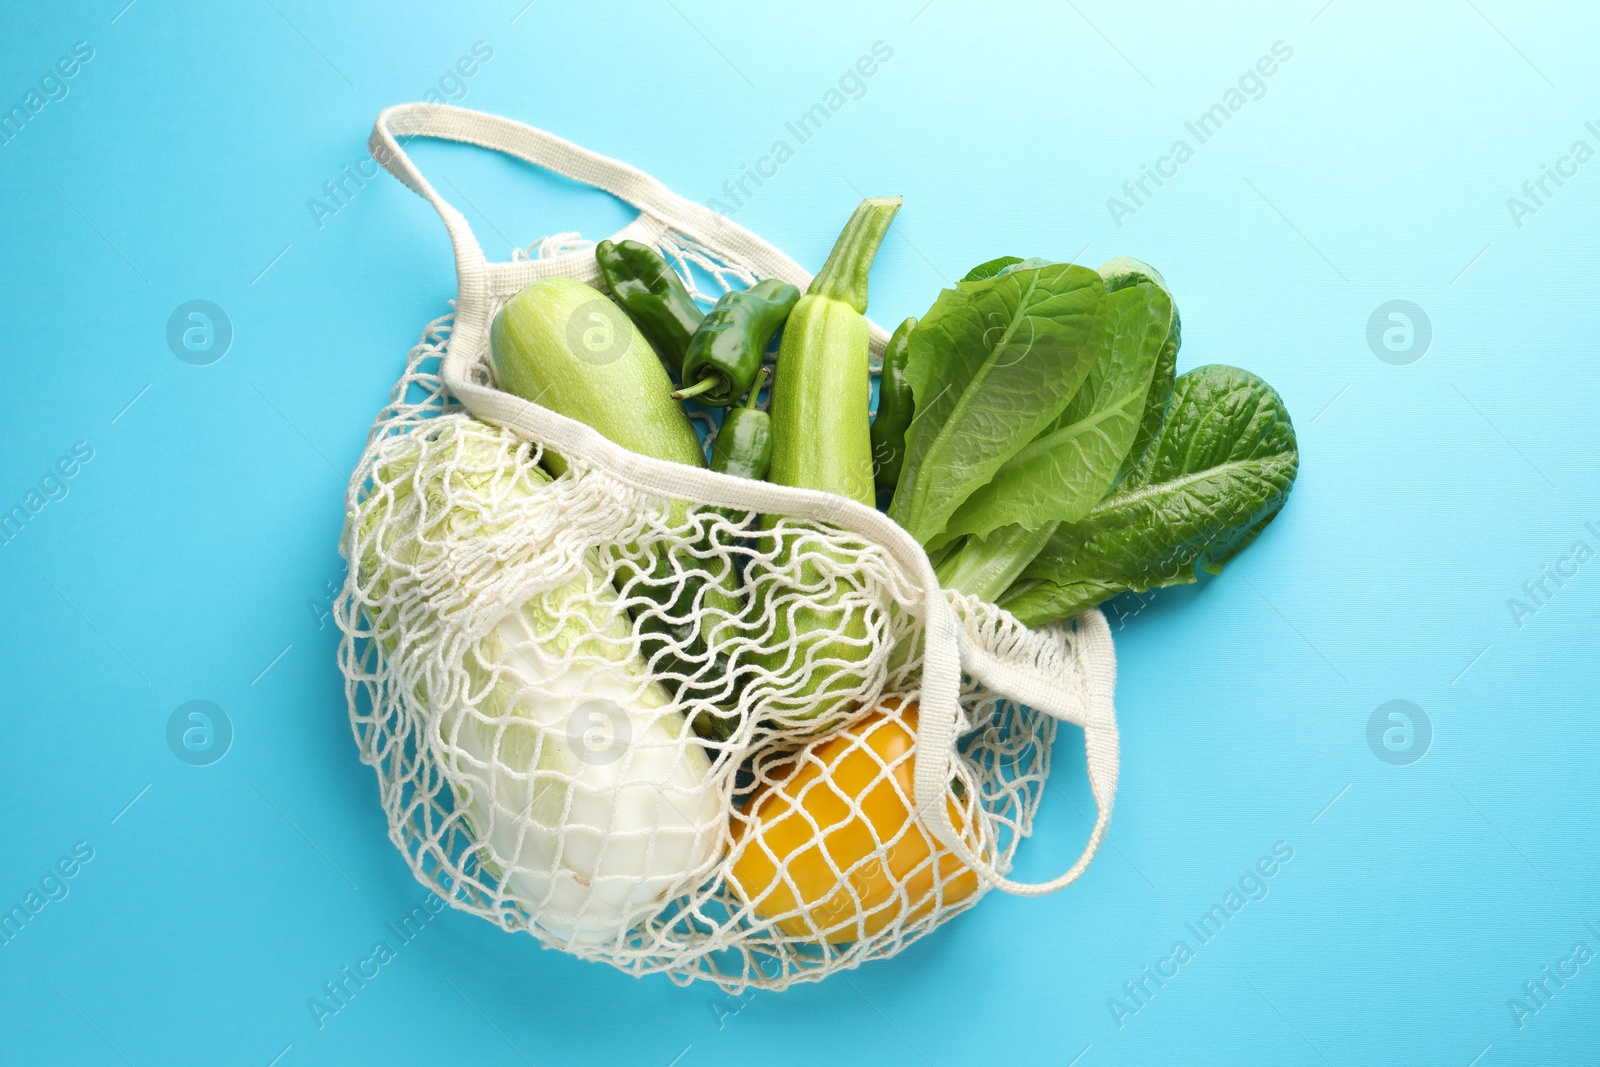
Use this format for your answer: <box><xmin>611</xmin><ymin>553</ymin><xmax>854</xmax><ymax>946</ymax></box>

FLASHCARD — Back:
<box><xmin>869</xmin><ymin>316</ymin><xmax>917</xmax><ymax>492</ymax></box>
<box><xmin>709</xmin><ymin>368</ymin><xmax>774</xmax><ymax>480</ymax></box>
<box><xmin>594</xmin><ymin>239</ymin><xmax>704</xmax><ymax>374</ymax></box>
<box><xmin>692</xmin><ymin>368</ymin><xmax>776</xmax><ymax>743</ymax></box>
<box><xmin>673</xmin><ymin>279</ymin><xmax>800</xmax><ymax>407</ymax></box>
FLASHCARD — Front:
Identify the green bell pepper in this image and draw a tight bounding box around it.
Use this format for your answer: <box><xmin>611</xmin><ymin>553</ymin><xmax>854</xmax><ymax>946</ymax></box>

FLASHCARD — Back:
<box><xmin>674</xmin><ymin>280</ymin><xmax>800</xmax><ymax>407</ymax></box>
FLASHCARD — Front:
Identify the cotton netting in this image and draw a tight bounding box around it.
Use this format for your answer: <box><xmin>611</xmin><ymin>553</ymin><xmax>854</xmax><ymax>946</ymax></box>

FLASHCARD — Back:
<box><xmin>335</xmin><ymin>227</ymin><xmax>1101</xmax><ymax>993</ymax></box>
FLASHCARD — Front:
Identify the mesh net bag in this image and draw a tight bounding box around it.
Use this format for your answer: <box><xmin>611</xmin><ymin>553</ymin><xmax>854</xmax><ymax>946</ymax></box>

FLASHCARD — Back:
<box><xmin>335</xmin><ymin>104</ymin><xmax>1120</xmax><ymax>992</ymax></box>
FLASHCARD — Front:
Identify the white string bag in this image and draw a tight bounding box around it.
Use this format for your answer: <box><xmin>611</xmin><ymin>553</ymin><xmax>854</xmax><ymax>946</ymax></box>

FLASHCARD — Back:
<box><xmin>336</xmin><ymin>103</ymin><xmax>1120</xmax><ymax>992</ymax></box>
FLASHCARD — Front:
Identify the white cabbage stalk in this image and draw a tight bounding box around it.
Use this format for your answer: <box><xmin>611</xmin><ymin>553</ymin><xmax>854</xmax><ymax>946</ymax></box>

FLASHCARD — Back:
<box><xmin>354</xmin><ymin>418</ymin><xmax>722</xmax><ymax>944</ymax></box>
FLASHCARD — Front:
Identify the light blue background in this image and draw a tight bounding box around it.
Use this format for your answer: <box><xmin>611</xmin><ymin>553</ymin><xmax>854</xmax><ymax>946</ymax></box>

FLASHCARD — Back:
<box><xmin>3</xmin><ymin>1</ymin><xmax>1597</xmax><ymax>1064</ymax></box>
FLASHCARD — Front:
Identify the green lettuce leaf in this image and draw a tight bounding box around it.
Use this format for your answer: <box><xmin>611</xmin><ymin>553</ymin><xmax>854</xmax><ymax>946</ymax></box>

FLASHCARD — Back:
<box><xmin>999</xmin><ymin>364</ymin><xmax>1298</xmax><ymax>626</ymax></box>
<box><xmin>1099</xmin><ymin>257</ymin><xmax>1182</xmax><ymax>483</ymax></box>
<box><xmin>888</xmin><ymin>263</ymin><xmax>1106</xmax><ymax>547</ymax></box>
<box><xmin>939</xmin><ymin>278</ymin><xmax>1173</xmax><ymax>541</ymax></box>
<box><xmin>996</xmin><ymin>256</ymin><xmax>1054</xmax><ymax>276</ymax></box>
<box><xmin>959</xmin><ymin>255</ymin><xmax>1023</xmax><ymax>282</ymax></box>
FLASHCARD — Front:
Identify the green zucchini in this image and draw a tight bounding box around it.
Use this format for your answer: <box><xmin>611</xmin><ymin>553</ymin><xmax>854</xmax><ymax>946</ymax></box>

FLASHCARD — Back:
<box><xmin>749</xmin><ymin>198</ymin><xmax>902</xmax><ymax>724</ymax></box>
<box><xmin>491</xmin><ymin>276</ymin><xmax>705</xmax><ymax>474</ymax></box>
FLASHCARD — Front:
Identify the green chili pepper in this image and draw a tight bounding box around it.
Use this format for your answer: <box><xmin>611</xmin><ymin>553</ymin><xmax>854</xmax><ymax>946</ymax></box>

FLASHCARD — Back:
<box><xmin>869</xmin><ymin>316</ymin><xmax>917</xmax><ymax>492</ymax></box>
<box><xmin>709</xmin><ymin>368</ymin><xmax>774</xmax><ymax>480</ymax></box>
<box><xmin>673</xmin><ymin>280</ymin><xmax>800</xmax><ymax>407</ymax></box>
<box><xmin>595</xmin><ymin>239</ymin><xmax>704</xmax><ymax>373</ymax></box>
<box><xmin>693</xmin><ymin>369</ymin><xmax>774</xmax><ymax>742</ymax></box>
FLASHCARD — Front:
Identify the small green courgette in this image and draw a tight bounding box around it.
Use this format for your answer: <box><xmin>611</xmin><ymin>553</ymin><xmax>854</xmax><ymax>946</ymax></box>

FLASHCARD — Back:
<box><xmin>491</xmin><ymin>277</ymin><xmax>705</xmax><ymax>471</ymax></box>
<box><xmin>750</xmin><ymin>197</ymin><xmax>901</xmax><ymax>723</ymax></box>
<box><xmin>767</xmin><ymin>197</ymin><xmax>902</xmax><ymax>504</ymax></box>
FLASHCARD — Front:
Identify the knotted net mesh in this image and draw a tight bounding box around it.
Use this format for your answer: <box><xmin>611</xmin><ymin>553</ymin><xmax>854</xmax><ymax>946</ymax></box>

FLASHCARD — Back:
<box><xmin>335</xmin><ymin>232</ymin><xmax>1093</xmax><ymax>991</ymax></box>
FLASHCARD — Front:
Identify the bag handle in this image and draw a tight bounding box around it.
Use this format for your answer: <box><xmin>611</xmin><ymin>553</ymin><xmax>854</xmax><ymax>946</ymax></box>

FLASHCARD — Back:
<box><xmin>368</xmin><ymin>104</ymin><xmax>896</xmax><ymax>391</ymax></box>
<box><xmin>914</xmin><ymin>607</ymin><xmax>1119</xmax><ymax>897</ymax></box>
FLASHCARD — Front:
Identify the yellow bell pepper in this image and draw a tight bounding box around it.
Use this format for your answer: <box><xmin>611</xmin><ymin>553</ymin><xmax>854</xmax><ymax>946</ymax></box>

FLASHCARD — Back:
<box><xmin>728</xmin><ymin>699</ymin><xmax>981</xmax><ymax>944</ymax></box>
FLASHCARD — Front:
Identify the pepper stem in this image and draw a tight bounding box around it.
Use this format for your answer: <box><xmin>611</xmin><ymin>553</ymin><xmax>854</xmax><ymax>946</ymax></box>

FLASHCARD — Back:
<box><xmin>741</xmin><ymin>366</ymin><xmax>769</xmax><ymax>410</ymax></box>
<box><xmin>807</xmin><ymin>196</ymin><xmax>903</xmax><ymax>314</ymax></box>
<box><xmin>671</xmin><ymin>376</ymin><xmax>719</xmax><ymax>401</ymax></box>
